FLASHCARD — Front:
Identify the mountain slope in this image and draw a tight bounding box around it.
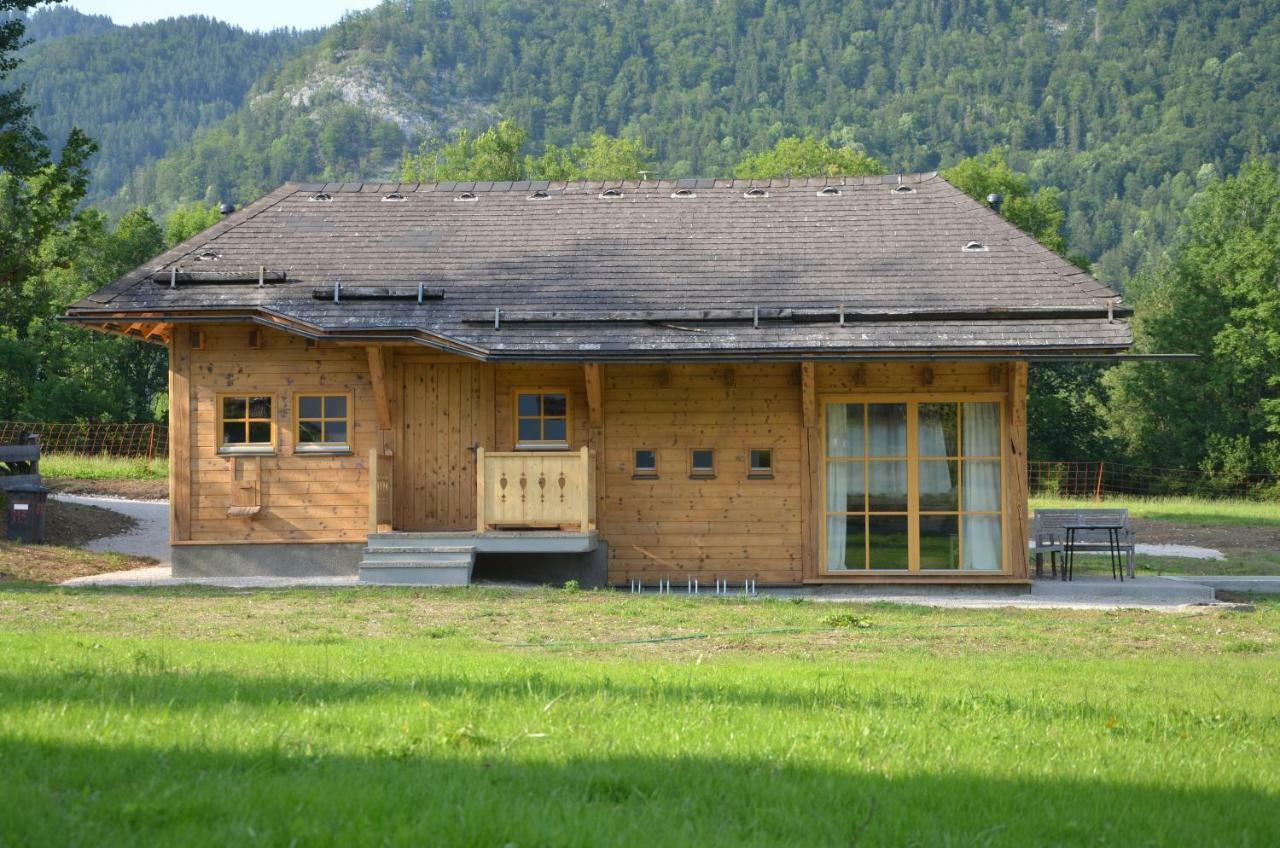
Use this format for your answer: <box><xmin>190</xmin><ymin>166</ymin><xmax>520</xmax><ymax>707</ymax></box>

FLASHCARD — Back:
<box><xmin>9</xmin><ymin>13</ymin><xmax>317</xmax><ymax>205</ymax></box>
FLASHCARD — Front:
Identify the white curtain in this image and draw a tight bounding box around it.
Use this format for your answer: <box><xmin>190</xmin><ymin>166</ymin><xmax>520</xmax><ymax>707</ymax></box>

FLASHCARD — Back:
<box><xmin>962</xmin><ymin>402</ymin><xmax>1002</xmax><ymax>570</ymax></box>
<box><xmin>868</xmin><ymin>404</ymin><xmax>907</xmax><ymax>508</ymax></box>
<box><xmin>918</xmin><ymin>404</ymin><xmax>955</xmax><ymax>498</ymax></box>
<box><xmin>826</xmin><ymin>405</ymin><xmax>852</xmax><ymax>569</ymax></box>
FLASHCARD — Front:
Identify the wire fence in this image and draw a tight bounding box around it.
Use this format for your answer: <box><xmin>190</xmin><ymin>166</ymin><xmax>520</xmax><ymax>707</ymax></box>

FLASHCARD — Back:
<box><xmin>0</xmin><ymin>422</ymin><xmax>167</xmax><ymax>460</ymax></box>
<box><xmin>1029</xmin><ymin>460</ymin><xmax>1280</xmax><ymax>500</ymax></box>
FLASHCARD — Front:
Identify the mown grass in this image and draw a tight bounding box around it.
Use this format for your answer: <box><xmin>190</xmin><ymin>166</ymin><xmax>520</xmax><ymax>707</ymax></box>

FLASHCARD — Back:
<box><xmin>1030</xmin><ymin>494</ymin><xmax>1280</xmax><ymax>527</ymax></box>
<box><xmin>0</xmin><ymin>586</ymin><xmax>1277</xmax><ymax>846</ymax></box>
<box><xmin>38</xmin><ymin>453</ymin><xmax>168</xmax><ymax>480</ymax></box>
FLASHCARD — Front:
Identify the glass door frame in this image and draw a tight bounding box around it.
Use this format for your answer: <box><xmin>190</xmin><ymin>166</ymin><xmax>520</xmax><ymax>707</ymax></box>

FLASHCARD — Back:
<box><xmin>819</xmin><ymin>392</ymin><xmax>1010</xmax><ymax>575</ymax></box>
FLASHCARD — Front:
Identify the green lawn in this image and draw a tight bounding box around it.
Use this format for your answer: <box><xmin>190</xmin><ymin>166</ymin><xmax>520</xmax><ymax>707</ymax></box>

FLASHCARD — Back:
<box><xmin>1030</xmin><ymin>494</ymin><xmax>1280</xmax><ymax>527</ymax></box>
<box><xmin>38</xmin><ymin>453</ymin><xmax>168</xmax><ymax>480</ymax></box>
<box><xmin>1</xmin><ymin>586</ymin><xmax>1277</xmax><ymax>846</ymax></box>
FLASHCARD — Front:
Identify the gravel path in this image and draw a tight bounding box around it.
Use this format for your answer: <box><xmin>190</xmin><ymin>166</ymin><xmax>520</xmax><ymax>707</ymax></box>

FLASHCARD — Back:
<box><xmin>51</xmin><ymin>493</ymin><xmax>171</xmax><ymax>565</ymax></box>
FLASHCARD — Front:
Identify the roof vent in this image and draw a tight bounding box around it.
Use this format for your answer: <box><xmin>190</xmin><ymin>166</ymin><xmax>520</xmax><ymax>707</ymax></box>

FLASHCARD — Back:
<box><xmin>671</xmin><ymin>188</ymin><xmax>696</xmax><ymax>198</ymax></box>
<box><xmin>310</xmin><ymin>192</ymin><xmax>333</xmax><ymax>202</ymax></box>
<box><xmin>743</xmin><ymin>187</ymin><xmax>769</xmax><ymax>198</ymax></box>
<box><xmin>962</xmin><ymin>241</ymin><xmax>990</xmax><ymax>252</ymax></box>
<box><xmin>381</xmin><ymin>192</ymin><xmax>407</xmax><ymax>202</ymax></box>
<box><xmin>986</xmin><ymin>193</ymin><xmax>1004</xmax><ymax>214</ymax></box>
<box><xmin>194</xmin><ymin>250</ymin><xmax>221</xmax><ymax>262</ymax></box>
<box><xmin>891</xmin><ymin>184</ymin><xmax>916</xmax><ymax>194</ymax></box>
<box><xmin>455</xmin><ymin>191</ymin><xmax>479</xmax><ymax>202</ymax></box>
<box><xmin>817</xmin><ymin>186</ymin><xmax>842</xmax><ymax>196</ymax></box>
<box><xmin>218</xmin><ymin>202</ymin><xmax>235</xmax><ymax>216</ymax></box>
<box><xmin>599</xmin><ymin>188</ymin><xmax>624</xmax><ymax>199</ymax></box>
<box><xmin>528</xmin><ymin>190</ymin><xmax>551</xmax><ymax>200</ymax></box>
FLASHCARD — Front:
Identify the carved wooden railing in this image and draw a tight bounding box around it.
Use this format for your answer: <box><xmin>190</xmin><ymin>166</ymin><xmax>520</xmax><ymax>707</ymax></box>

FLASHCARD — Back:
<box><xmin>476</xmin><ymin>447</ymin><xmax>593</xmax><ymax>532</ymax></box>
<box><xmin>367</xmin><ymin>450</ymin><xmax>394</xmax><ymax>534</ymax></box>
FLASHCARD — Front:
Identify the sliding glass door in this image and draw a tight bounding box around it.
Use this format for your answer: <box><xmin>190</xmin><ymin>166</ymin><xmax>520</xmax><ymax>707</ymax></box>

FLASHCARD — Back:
<box><xmin>824</xmin><ymin>397</ymin><xmax>1005</xmax><ymax>573</ymax></box>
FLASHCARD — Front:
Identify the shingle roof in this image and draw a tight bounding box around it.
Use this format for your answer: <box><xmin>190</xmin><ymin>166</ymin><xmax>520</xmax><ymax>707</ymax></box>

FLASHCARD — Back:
<box><xmin>67</xmin><ymin>173</ymin><xmax>1132</xmax><ymax>360</ymax></box>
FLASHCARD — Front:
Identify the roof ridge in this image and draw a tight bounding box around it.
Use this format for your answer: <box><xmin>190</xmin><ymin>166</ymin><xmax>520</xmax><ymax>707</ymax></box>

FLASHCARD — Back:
<box><xmin>296</xmin><ymin>172</ymin><xmax>940</xmax><ymax>193</ymax></box>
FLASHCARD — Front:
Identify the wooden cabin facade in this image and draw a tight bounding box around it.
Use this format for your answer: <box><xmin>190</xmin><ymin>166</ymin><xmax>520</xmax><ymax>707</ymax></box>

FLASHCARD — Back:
<box><xmin>67</xmin><ymin>175</ymin><xmax>1131</xmax><ymax>586</ymax></box>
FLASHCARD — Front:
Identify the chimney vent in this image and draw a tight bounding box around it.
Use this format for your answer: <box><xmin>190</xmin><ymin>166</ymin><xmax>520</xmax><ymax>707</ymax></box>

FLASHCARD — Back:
<box><xmin>986</xmin><ymin>193</ymin><xmax>1004</xmax><ymax>215</ymax></box>
<box><xmin>219</xmin><ymin>202</ymin><xmax>235</xmax><ymax>216</ymax></box>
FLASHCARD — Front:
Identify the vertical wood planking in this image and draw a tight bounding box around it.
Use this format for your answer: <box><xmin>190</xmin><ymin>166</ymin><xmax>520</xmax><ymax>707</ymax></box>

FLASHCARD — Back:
<box><xmin>799</xmin><ymin>362</ymin><xmax>818</xmax><ymax>578</ymax></box>
<box><xmin>169</xmin><ymin>327</ymin><xmax>192</xmax><ymax>541</ymax></box>
<box><xmin>1006</xmin><ymin>361</ymin><xmax>1030</xmax><ymax>578</ymax></box>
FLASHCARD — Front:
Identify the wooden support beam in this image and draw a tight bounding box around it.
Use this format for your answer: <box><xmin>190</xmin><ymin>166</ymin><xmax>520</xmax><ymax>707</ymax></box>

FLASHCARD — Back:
<box><xmin>1005</xmin><ymin>362</ymin><xmax>1030</xmax><ymax>579</ymax></box>
<box><xmin>169</xmin><ymin>328</ymin><xmax>192</xmax><ymax>541</ymax></box>
<box><xmin>366</xmin><ymin>346</ymin><xmax>393</xmax><ymax>455</ymax></box>
<box><xmin>800</xmin><ymin>361</ymin><xmax>820</xmax><ymax>578</ymax></box>
<box><xmin>800</xmin><ymin>361</ymin><xmax>817</xmax><ymax>427</ymax></box>
<box><xmin>583</xmin><ymin>363</ymin><xmax>604</xmax><ymax>427</ymax></box>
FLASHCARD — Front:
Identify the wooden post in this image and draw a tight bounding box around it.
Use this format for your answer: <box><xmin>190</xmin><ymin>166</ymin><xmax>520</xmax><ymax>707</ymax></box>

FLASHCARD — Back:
<box><xmin>583</xmin><ymin>364</ymin><xmax>603</xmax><ymax>427</ymax></box>
<box><xmin>168</xmin><ymin>327</ymin><xmax>192</xmax><ymax>542</ymax></box>
<box><xmin>799</xmin><ymin>362</ymin><xmax>820</xmax><ymax>577</ymax></box>
<box><xmin>475</xmin><ymin>447</ymin><xmax>487</xmax><ymax>532</ymax></box>
<box><xmin>1006</xmin><ymin>362</ymin><xmax>1030</xmax><ymax>579</ymax></box>
<box><xmin>368</xmin><ymin>448</ymin><xmax>379</xmax><ymax>536</ymax></box>
<box><xmin>1094</xmin><ymin>461</ymin><xmax>1105</xmax><ymax>502</ymax></box>
<box><xmin>366</xmin><ymin>346</ymin><xmax>393</xmax><ymax>456</ymax></box>
<box><xmin>578</xmin><ymin>446</ymin><xmax>591</xmax><ymax>531</ymax></box>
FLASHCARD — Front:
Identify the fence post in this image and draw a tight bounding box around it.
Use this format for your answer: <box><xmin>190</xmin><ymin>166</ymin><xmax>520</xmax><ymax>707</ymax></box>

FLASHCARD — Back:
<box><xmin>145</xmin><ymin>425</ymin><xmax>156</xmax><ymax>469</ymax></box>
<box><xmin>1094</xmin><ymin>461</ymin><xmax>1105</xmax><ymax>502</ymax></box>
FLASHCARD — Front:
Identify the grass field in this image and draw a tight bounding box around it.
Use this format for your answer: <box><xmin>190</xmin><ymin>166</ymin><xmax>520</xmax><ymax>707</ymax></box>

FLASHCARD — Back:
<box><xmin>1030</xmin><ymin>494</ymin><xmax>1280</xmax><ymax>527</ymax></box>
<box><xmin>38</xmin><ymin>453</ymin><xmax>168</xmax><ymax>480</ymax></box>
<box><xmin>0</xmin><ymin>585</ymin><xmax>1276</xmax><ymax>846</ymax></box>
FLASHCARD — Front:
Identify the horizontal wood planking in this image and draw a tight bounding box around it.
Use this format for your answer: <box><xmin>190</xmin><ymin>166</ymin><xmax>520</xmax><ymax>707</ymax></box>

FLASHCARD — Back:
<box><xmin>600</xmin><ymin>364</ymin><xmax>804</xmax><ymax>582</ymax></box>
<box><xmin>185</xmin><ymin>325</ymin><xmax>379</xmax><ymax>542</ymax></box>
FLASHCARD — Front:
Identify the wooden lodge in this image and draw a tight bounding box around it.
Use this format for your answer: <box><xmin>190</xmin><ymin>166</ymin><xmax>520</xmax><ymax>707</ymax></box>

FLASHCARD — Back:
<box><xmin>66</xmin><ymin>174</ymin><xmax>1132</xmax><ymax>586</ymax></box>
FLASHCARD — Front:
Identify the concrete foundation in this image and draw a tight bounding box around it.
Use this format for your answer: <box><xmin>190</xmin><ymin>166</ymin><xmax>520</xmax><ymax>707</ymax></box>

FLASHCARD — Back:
<box><xmin>172</xmin><ymin>543</ymin><xmax>362</xmax><ymax>577</ymax></box>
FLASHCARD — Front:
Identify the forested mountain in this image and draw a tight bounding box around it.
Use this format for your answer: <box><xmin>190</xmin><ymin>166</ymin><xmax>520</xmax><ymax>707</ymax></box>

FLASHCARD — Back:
<box><xmin>8</xmin><ymin>9</ymin><xmax>317</xmax><ymax>206</ymax></box>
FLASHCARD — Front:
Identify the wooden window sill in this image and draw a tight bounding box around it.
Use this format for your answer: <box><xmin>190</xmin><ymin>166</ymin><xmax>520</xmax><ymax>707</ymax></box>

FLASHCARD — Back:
<box><xmin>631</xmin><ymin>473</ymin><xmax>659</xmax><ymax>480</ymax></box>
<box><xmin>747</xmin><ymin>473</ymin><xmax>774</xmax><ymax>480</ymax></box>
<box><xmin>294</xmin><ymin>445</ymin><xmax>352</xmax><ymax>456</ymax></box>
<box><xmin>689</xmin><ymin>473</ymin><xmax>716</xmax><ymax>480</ymax></box>
<box><xmin>218</xmin><ymin>447</ymin><xmax>275</xmax><ymax>456</ymax></box>
<box><xmin>515</xmin><ymin>443</ymin><xmax>571</xmax><ymax>452</ymax></box>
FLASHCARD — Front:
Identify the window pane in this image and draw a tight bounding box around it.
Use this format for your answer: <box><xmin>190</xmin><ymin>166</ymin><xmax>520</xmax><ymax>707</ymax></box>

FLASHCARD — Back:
<box><xmin>518</xmin><ymin>394</ymin><xmax>540</xmax><ymax>416</ymax></box>
<box><xmin>963</xmin><ymin>402</ymin><xmax>1000</xmax><ymax>456</ymax></box>
<box><xmin>919</xmin><ymin>460</ymin><xmax>958</xmax><ymax>511</ymax></box>
<box><xmin>962</xmin><ymin>515</ymin><xmax>1003</xmax><ymax>571</ymax></box>
<box><xmin>867</xmin><ymin>461</ymin><xmax>908</xmax><ymax>511</ymax></box>
<box><xmin>248</xmin><ymin>396</ymin><xmax>272</xmax><ymax>419</ymax></box>
<box><xmin>518</xmin><ymin>419</ymin><xmax>542</xmax><ymax>441</ymax></box>
<box><xmin>826</xmin><ymin>515</ymin><xmax>866</xmax><ymax>570</ymax></box>
<box><xmin>868</xmin><ymin>404</ymin><xmax>907</xmax><ymax>457</ymax></box>
<box><xmin>543</xmin><ymin>418</ymin><xmax>567</xmax><ymax>441</ymax></box>
<box><xmin>542</xmin><ymin>394</ymin><xmax>568</xmax><ymax>417</ymax></box>
<box><xmin>918</xmin><ymin>403</ymin><xmax>958</xmax><ymax>457</ymax></box>
<box><xmin>324</xmin><ymin>421</ymin><xmax>347</xmax><ymax>444</ymax></box>
<box><xmin>298</xmin><ymin>396</ymin><xmax>322</xmax><ymax>419</ymax></box>
<box><xmin>324</xmin><ymin>395</ymin><xmax>346</xmax><ymax>418</ymax></box>
<box><xmin>222</xmin><ymin>396</ymin><xmax>246</xmax><ymax>419</ymax></box>
<box><xmin>868</xmin><ymin>515</ymin><xmax>909</xmax><ymax>569</ymax></box>
<box><xmin>826</xmin><ymin>404</ymin><xmax>864</xmax><ymax>457</ymax></box>
<box><xmin>691</xmin><ymin>449</ymin><xmax>714</xmax><ymax>472</ymax></box>
<box><xmin>826</xmin><ymin>462</ymin><xmax>865</xmax><ymax>512</ymax></box>
<box><xmin>920</xmin><ymin>515</ymin><xmax>960</xmax><ymax>569</ymax></box>
<box><xmin>298</xmin><ymin>421</ymin><xmax>322</xmax><ymax>443</ymax></box>
<box><xmin>962</xmin><ymin>460</ymin><xmax>1002</xmax><ymax>512</ymax></box>
<box><xmin>248</xmin><ymin>422</ymin><xmax>272</xmax><ymax>444</ymax></box>
<box><xmin>222</xmin><ymin>421</ymin><xmax>246</xmax><ymax>444</ymax></box>
<box><xmin>634</xmin><ymin>450</ymin><xmax>656</xmax><ymax>471</ymax></box>
<box><xmin>749</xmin><ymin>449</ymin><xmax>772</xmax><ymax>472</ymax></box>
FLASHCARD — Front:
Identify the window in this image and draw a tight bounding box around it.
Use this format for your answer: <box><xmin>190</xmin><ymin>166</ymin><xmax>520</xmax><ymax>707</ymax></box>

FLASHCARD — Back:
<box><xmin>219</xmin><ymin>395</ymin><xmax>273</xmax><ymax>453</ymax></box>
<box><xmin>748</xmin><ymin>449</ymin><xmax>773</xmax><ymax>478</ymax></box>
<box><xmin>633</xmin><ymin>449</ymin><xmax>658</xmax><ymax>478</ymax></box>
<box><xmin>295</xmin><ymin>394</ymin><xmax>351</xmax><ymax>452</ymax></box>
<box><xmin>515</xmin><ymin>390</ymin><xmax>570</xmax><ymax>448</ymax></box>
<box><xmin>824</xmin><ymin>399</ymin><xmax>1004</xmax><ymax>573</ymax></box>
<box><xmin>690</xmin><ymin>448</ymin><xmax>715</xmax><ymax>478</ymax></box>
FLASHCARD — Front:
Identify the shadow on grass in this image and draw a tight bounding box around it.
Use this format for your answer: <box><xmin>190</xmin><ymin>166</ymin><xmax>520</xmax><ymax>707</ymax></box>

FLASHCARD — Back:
<box><xmin>0</xmin><ymin>734</ymin><xmax>1274</xmax><ymax>847</ymax></box>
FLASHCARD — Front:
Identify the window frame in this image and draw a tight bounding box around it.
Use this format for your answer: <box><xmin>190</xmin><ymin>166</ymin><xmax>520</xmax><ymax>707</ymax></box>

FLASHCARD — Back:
<box><xmin>293</xmin><ymin>391</ymin><xmax>354</xmax><ymax>455</ymax></box>
<box><xmin>215</xmin><ymin>392</ymin><xmax>277</xmax><ymax>455</ymax></box>
<box><xmin>747</xmin><ymin>448</ymin><xmax>774</xmax><ymax>479</ymax></box>
<box><xmin>512</xmin><ymin>387</ymin><xmax>573</xmax><ymax>450</ymax></box>
<box><xmin>632</xmin><ymin>448</ymin><xmax>659</xmax><ymax>479</ymax></box>
<box><xmin>819</xmin><ymin>393</ymin><xmax>1008</xmax><ymax>575</ymax></box>
<box><xmin>689</xmin><ymin>447</ymin><xmax>716</xmax><ymax>479</ymax></box>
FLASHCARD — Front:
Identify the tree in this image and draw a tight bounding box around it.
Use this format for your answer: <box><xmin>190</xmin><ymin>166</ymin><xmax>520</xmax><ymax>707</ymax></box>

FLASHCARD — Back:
<box><xmin>1106</xmin><ymin>160</ymin><xmax>1280</xmax><ymax>476</ymax></box>
<box><xmin>942</xmin><ymin>149</ymin><xmax>1069</xmax><ymax>257</ymax></box>
<box><xmin>732</xmin><ymin>137</ymin><xmax>883</xmax><ymax>179</ymax></box>
<box><xmin>164</xmin><ymin>202</ymin><xmax>221</xmax><ymax>247</ymax></box>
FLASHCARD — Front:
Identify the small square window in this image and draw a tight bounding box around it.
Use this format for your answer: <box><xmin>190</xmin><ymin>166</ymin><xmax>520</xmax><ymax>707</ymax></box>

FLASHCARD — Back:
<box><xmin>219</xmin><ymin>394</ymin><xmax>273</xmax><ymax>452</ymax></box>
<box><xmin>515</xmin><ymin>390</ymin><xmax>570</xmax><ymax>448</ymax></box>
<box><xmin>296</xmin><ymin>393</ymin><xmax>351</xmax><ymax>452</ymax></box>
<box><xmin>634</xmin><ymin>449</ymin><xmax>658</xmax><ymax>477</ymax></box>
<box><xmin>690</xmin><ymin>448</ymin><xmax>715</xmax><ymax>478</ymax></box>
<box><xmin>749</xmin><ymin>449</ymin><xmax>773</xmax><ymax>478</ymax></box>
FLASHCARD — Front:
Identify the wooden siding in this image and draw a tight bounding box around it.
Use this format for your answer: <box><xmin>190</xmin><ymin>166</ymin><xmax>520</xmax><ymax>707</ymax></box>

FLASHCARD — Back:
<box><xmin>181</xmin><ymin>325</ymin><xmax>379</xmax><ymax>542</ymax></box>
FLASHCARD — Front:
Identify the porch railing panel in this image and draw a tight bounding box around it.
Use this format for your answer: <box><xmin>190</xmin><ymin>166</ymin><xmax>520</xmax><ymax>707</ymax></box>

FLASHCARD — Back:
<box><xmin>368</xmin><ymin>449</ymin><xmax>393</xmax><ymax>534</ymax></box>
<box><xmin>477</xmin><ymin>447</ymin><xmax>592</xmax><ymax>532</ymax></box>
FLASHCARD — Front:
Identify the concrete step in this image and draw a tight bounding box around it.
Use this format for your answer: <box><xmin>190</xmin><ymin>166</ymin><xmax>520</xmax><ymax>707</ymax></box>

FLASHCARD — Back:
<box><xmin>358</xmin><ymin>544</ymin><xmax>476</xmax><ymax>586</ymax></box>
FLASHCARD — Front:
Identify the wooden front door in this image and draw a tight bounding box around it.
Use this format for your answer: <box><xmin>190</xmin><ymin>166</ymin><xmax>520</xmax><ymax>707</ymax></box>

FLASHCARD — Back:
<box><xmin>395</xmin><ymin>361</ymin><xmax>486</xmax><ymax>531</ymax></box>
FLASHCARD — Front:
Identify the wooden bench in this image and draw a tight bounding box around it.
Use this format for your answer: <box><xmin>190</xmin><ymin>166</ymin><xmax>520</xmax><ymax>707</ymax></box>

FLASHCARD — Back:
<box><xmin>0</xmin><ymin>435</ymin><xmax>41</xmax><ymax>491</ymax></box>
<box><xmin>1031</xmin><ymin>508</ymin><xmax>1136</xmax><ymax>579</ymax></box>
